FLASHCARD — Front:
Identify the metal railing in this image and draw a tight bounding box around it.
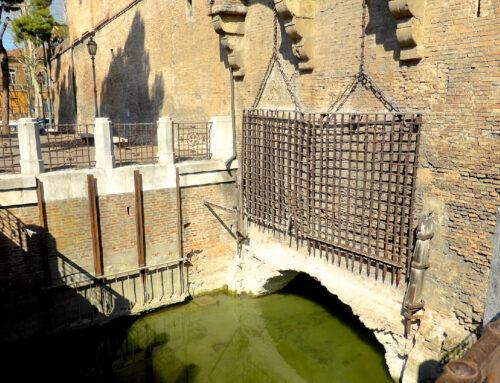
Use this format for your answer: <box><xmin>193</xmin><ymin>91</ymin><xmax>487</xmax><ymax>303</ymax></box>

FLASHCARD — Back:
<box><xmin>242</xmin><ymin>109</ymin><xmax>421</xmax><ymax>283</ymax></box>
<box><xmin>113</xmin><ymin>122</ymin><xmax>157</xmax><ymax>166</ymax></box>
<box><xmin>0</xmin><ymin>128</ymin><xmax>20</xmax><ymax>173</ymax></box>
<box><xmin>44</xmin><ymin>124</ymin><xmax>95</xmax><ymax>171</ymax></box>
<box><xmin>46</xmin><ymin>258</ymin><xmax>188</xmax><ymax>328</ymax></box>
<box><xmin>174</xmin><ymin>122</ymin><xmax>211</xmax><ymax>162</ymax></box>
<box><xmin>437</xmin><ymin>318</ymin><xmax>500</xmax><ymax>383</ymax></box>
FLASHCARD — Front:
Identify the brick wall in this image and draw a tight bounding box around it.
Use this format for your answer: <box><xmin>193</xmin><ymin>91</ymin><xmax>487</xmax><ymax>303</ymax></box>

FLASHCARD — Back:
<box><xmin>0</xmin><ymin>178</ymin><xmax>237</xmax><ymax>342</ymax></box>
<box><xmin>51</xmin><ymin>0</ymin><xmax>499</xmax><ymax>336</ymax></box>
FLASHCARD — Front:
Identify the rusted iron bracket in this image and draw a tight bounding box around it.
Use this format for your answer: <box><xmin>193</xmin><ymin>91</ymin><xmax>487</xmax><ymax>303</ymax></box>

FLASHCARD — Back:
<box><xmin>87</xmin><ymin>174</ymin><xmax>103</xmax><ymax>277</ymax></box>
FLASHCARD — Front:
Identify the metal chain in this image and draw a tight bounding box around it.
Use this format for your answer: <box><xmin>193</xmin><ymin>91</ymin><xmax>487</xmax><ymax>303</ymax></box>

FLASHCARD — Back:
<box><xmin>327</xmin><ymin>0</ymin><xmax>402</xmax><ymax>113</ymax></box>
<box><xmin>252</xmin><ymin>2</ymin><xmax>303</xmax><ymax>113</ymax></box>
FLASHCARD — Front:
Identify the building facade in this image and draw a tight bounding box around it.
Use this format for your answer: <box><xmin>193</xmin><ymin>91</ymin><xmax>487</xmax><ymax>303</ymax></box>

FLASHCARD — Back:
<box><xmin>48</xmin><ymin>0</ymin><xmax>500</xmax><ymax>381</ymax></box>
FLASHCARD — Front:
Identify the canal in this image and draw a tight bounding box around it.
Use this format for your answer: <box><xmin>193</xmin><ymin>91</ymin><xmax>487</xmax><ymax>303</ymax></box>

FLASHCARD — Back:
<box><xmin>4</xmin><ymin>274</ymin><xmax>392</xmax><ymax>382</ymax></box>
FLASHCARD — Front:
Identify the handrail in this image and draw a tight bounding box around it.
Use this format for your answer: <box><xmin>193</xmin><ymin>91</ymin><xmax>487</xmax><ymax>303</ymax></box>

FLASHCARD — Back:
<box><xmin>437</xmin><ymin>318</ymin><xmax>500</xmax><ymax>383</ymax></box>
<box><xmin>44</xmin><ymin>257</ymin><xmax>188</xmax><ymax>290</ymax></box>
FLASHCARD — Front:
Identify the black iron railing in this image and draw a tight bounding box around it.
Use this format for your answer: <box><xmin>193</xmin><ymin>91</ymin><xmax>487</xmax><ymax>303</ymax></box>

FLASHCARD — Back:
<box><xmin>174</xmin><ymin>122</ymin><xmax>211</xmax><ymax>162</ymax></box>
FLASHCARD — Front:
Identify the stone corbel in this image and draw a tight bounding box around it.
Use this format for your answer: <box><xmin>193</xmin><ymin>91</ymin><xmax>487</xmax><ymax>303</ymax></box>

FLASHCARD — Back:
<box><xmin>275</xmin><ymin>0</ymin><xmax>315</xmax><ymax>72</ymax></box>
<box><xmin>389</xmin><ymin>0</ymin><xmax>425</xmax><ymax>62</ymax></box>
<box><xmin>209</xmin><ymin>0</ymin><xmax>247</xmax><ymax>77</ymax></box>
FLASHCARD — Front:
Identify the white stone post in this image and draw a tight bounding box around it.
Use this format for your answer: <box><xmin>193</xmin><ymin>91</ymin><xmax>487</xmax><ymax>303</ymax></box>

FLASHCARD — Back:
<box><xmin>209</xmin><ymin>116</ymin><xmax>233</xmax><ymax>161</ymax></box>
<box><xmin>94</xmin><ymin>117</ymin><xmax>115</xmax><ymax>169</ymax></box>
<box><xmin>157</xmin><ymin>117</ymin><xmax>175</xmax><ymax>165</ymax></box>
<box><xmin>18</xmin><ymin>118</ymin><xmax>44</xmax><ymax>174</ymax></box>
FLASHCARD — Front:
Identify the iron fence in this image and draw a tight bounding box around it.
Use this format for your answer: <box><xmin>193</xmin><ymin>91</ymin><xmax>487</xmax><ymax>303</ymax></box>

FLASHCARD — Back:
<box><xmin>174</xmin><ymin>122</ymin><xmax>211</xmax><ymax>162</ymax></box>
<box><xmin>44</xmin><ymin>124</ymin><xmax>95</xmax><ymax>171</ymax></box>
<box><xmin>46</xmin><ymin>258</ymin><xmax>188</xmax><ymax>328</ymax></box>
<box><xmin>113</xmin><ymin>122</ymin><xmax>157</xmax><ymax>166</ymax></box>
<box><xmin>242</xmin><ymin>109</ymin><xmax>422</xmax><ymax>283</ymax></box>
<box><xmin>0</xmin><ymin>128</ymin><xmax>20</xmax><ymax>173</ymax></box>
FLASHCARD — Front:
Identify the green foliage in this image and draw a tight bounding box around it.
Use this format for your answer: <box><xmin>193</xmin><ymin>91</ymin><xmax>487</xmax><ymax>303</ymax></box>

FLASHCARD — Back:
<box><xmin>11</xmin><ymin>0</ymin><xmax>54</xmax><ymax>45</ymax></box>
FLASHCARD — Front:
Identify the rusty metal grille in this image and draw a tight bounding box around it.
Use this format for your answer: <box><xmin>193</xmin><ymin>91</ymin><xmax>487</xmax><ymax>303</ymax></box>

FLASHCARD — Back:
<box><xmin>0</xmin><ymin>128</ymin><xmax>20</xmax><ymax>173</ymax></box>
<box><xmin>242</xmin><ymin>109</ymin><xmax>422</xmax><ymax>283</ymax></box>
<box><xmin>113</xmin><ymin>122</ymin><xmax>158</xmax><ymax>166</ymax></box>
<box><xmin>45</xmin><ymin>124</ymin><xmax>95</xmax><ymax>171</ymax></box>
<box><xmin>174</xmin><ymin>122</ymin><xmax>211</xmax><ymax>162</ymax></box>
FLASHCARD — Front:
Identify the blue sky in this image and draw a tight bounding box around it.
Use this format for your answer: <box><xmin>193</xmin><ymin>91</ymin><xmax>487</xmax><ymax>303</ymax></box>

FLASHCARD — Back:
<box><xmin>4</xmin><ymin>0</ymin><xmax>66</xmax><ymax>50</ymax></box>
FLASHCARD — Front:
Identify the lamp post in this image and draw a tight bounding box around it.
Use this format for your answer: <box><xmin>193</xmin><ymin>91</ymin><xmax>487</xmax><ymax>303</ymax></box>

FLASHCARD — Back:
<box><xmin>87</xmin><ymin>36</ymin><xmax>99</xmax><ymax>118</ymax></box>
<box><xmin>41</xmin><ymin>41</ymin><xmax>54</xmax><ymax>131</ymax></box>
<box><xmin>36</xmin><ymin>72</ymin><xmax>45</xmax><ymax>121</ymax></box>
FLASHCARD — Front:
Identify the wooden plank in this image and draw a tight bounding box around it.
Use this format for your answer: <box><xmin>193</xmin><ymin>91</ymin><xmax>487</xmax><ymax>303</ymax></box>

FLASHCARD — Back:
<box><xmin>87</xmin><ymin>174</ymin><xmax>102</xmax><ymax>276</ymax></box>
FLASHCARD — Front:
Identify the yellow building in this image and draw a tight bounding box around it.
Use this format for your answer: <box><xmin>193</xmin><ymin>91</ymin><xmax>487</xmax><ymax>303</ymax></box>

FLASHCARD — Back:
<box><xmin>2</xmin><ymin>48</ymin><xmax>48</xmax><ymax>120</ymax></box>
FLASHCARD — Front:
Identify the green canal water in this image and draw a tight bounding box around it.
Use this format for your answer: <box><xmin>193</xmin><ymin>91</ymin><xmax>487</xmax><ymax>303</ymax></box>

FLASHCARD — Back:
<box><xmin>6</xmin><ymin>275</ymin><xmax>392</xmax><ymax>382</ymax></box>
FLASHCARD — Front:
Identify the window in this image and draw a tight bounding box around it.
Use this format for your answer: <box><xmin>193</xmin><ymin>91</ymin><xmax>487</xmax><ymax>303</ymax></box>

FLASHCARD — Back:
<box><xmin>9</xmin><ymin>70</ymin><xmax>16</xmax><ymax>85</ymax></box>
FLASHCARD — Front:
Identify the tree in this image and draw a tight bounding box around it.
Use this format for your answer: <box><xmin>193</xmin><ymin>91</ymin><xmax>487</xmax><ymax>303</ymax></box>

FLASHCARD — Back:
<box><xmin>11</xmin><ymin>0</ymin><xmax>54</xmax><ymax>124</ymax></box>
<box><xmin>0</xmin><ymin>0</ymin><xmax>23</xmax><ymax>133</ymax></box>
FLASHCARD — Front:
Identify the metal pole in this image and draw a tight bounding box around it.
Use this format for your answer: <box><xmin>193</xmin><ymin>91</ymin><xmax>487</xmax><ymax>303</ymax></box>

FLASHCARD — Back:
<box><xmin>39</xmin><ymin>87</ymin><xmax>45</xmax><ymax>120</ymax></box>
<box><xmin>42</xmin><ymin>42</ymin><xmax>53</xmax><ymax>130</ymax></box>
<box><xmin>87</xmin><ymin>174</ymin><xmax>102</xmax><ymax>276</ymax></box>
<box><xmin>225</xmin><ymin>68</ymin><xmax>236</xmax><ymax>168</ymax></box>
<box><xmin>91</xmin><ymin>55</ymin><xmax>98</xmax><ymax>118</ymax></box>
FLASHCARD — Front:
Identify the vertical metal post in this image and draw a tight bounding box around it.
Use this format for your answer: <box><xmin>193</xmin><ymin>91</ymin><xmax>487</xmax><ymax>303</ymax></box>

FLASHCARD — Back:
<box><xmin>175</xmin><ymin>167</ymin><xmax>184</xmax><ymax>294</ymax></box>
<box><xmin>36</xmin><ymin>178</ymin><xmax>50</xmax><ymax>285</ymax></box>
<box><xmin>87</xmin><ymin>174</ymin><xmax>102</xmax><ymax>276</ymax></box>
<box><xmin>42</xmin><ymin>42</ymin><xmax>53</xmax><ymax>130</ymax></box>
<box><xmin>91</xmin><ymin>55</ymin><xmax>98</xmax><ymax>118</ymax></box>
<box><xmin>134</xmin><ymin>170</ymin><xmax>145</xmax><ymax>269</ymax></box>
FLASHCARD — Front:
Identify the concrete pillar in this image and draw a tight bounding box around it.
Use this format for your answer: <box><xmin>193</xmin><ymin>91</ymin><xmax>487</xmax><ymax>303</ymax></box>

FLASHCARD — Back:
<box><xmin>18</xmin><ymin>118</ymin><xmax>44</xmax><ymax>175</ymax></box>
<box><xmin>94</xmin><ymin>117</ymin><xmax>115</xmax><ymax>169</ymax></box>
<box><xmin>209</xmin><ymin>116</ymin><xmax>233</xmax><ymax>161</ymax></box>
<box><xmin>157</xmin><ymin>117</ymin><xmax>174</xmax><ymax>165</ymax></box>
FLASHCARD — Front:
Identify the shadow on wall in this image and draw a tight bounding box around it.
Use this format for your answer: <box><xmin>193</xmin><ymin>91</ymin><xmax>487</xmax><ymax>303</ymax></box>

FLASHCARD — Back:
<box><xmin>418</xmin><ymin>359</ymin><xmax>442</xmax><ymax>383</ymax></box>
<box><xmin>0</xmin><ymin>207</ymin><xmax>131</xmax><ymax>345</ymax></box>
<box><xmin>365</xmin><ymin>0</ymin><xmax>400</xmax><ymax>62</ymax></box>
<box><xmin>56</xmin><ymin>65</ymin><xmax>78</xmax><ymax>124</ymax></box>
<box><xmin>99</xmin><ymin>11</ymin><xmax>164</xmax><ymax>123</ymax></box>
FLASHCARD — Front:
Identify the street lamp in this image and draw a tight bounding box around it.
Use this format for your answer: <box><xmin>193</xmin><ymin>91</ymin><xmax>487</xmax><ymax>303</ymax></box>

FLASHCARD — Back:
<box><xmin>36</xmin><ymin>72</ymin><xmax>45</xmax><ymax>120</ymax></box>
<box><xmin>87</xmin><ymin>36</ymin><xmax>99</xmax><ymax>118</ymax></box>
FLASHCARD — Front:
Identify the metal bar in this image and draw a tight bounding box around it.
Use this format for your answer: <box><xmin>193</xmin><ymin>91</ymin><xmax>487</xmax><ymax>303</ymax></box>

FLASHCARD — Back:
<box><xmin>175</xmin><ymin>167</ymin><xmax>184</xmax><ymax>294</ymax></box>
<box><xmin>134</xmin><ymin>170</ymin><xmax>146</xmax><ymax>269</ymax></box>
<box><xmin>393</xmin><ymin>116</ymin><xmax>405</xmax><ymax>285</ymax></box>
<box><xmin>36</xmin><ymin>178</ymin><xmax>50</xmax><ymax>285</ymax></box>
<box><xmin>87</xmin><ymin>174</ymin><xmax>102</xmax><ymax>276</ymax></box>
<box><xmin>407</xmin><ymin>115</ymin><xmax>422</xmax><ymax>277</ymax></box>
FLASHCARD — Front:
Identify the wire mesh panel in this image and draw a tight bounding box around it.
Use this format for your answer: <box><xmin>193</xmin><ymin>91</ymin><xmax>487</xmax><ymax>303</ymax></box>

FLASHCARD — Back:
<box><xmin>44</xmin><ymin>124</ymin><xmax>95</xmax><ymax>171</ymax></box>
<box><xmin>0</xmin><ymin>128</ymin><xmax>19</xmax><ymax>173</ymax></box>
<box><xmin>174</xmin><ymin>122</ymin><xmax>211</xmax><ymax>162</ymax></box>
<box><xmin>242</xmin><ymin>109</ymin><xmax>422</xmax><ymax>283</ymax></box>
<box><xmin>113</xmin><ymin>122</ymin><xmax>157</xmax><ymax>166</ymax></box>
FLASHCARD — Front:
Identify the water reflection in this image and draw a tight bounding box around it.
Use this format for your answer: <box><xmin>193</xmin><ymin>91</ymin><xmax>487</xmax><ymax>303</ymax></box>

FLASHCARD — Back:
<box><xmin>4</xmin><ymin>276</ymin><xmax>391</xmax><ymax>383</ymax></box>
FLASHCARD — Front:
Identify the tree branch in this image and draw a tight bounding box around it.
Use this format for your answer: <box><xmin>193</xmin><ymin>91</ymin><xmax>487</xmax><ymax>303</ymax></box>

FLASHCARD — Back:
<box><xmin>0</xmin><ymin>17</ymin><xmax>10</xmax><ymax>41</ymax></box>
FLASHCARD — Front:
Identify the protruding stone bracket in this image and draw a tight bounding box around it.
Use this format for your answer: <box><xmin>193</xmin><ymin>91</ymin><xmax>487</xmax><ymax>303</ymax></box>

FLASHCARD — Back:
<box><xmin>388</xmin><ymin>0</ymin><xmax>425</xmax><ymax>62</ymax></box>
<box><xmin>209</xmin><ymin>0</ymin><xmax>248</xmax><ymax>78</ymax></box>
<box><xmin>275</xmin><ymin>0</ymin><xmax>315</xmax><ymax>72</ymax></box>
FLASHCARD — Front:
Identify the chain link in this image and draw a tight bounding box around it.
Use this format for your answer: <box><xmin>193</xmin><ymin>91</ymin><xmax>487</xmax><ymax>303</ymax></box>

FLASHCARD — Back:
<box><xmin>252</xmin><ymin>2</ymin><xmax>303</xmax><ymax>113</ymax></box>
<box><xmin>327</xmin><ymin>0</ymin><xmax>402</xmax><ymax>113</ymax></box>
